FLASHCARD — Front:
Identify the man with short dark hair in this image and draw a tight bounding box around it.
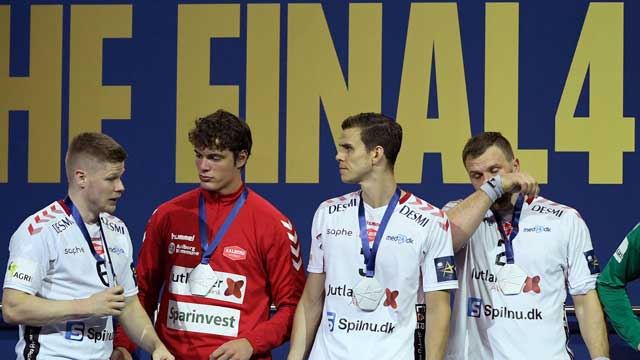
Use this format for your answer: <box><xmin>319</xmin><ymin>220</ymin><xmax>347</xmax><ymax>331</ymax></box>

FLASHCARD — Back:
<box><xmin>288</xmin><ymin>113</ymin><xmax>457</xmax><ymax>360</ymax></box>
<box><xmin>113</xmin><ymin>110</ymin><xmax>305</xmax><ymax>360</ymax></box>
<box><xmin>444</xmin><ymin>132</ymin><xmax>609</xmax><ymax>360</ymax></box>
<box><xmin>2</xmin><ymin>132</ymin><xmax>172</xmax><ymax>360</ymax></box>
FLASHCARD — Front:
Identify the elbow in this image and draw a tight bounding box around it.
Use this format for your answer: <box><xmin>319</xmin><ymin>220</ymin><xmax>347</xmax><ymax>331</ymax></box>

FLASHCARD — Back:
<box><xmin>2</xmin><ymin>301</ymin><xmax>20</xmax><ymax>324</ymax></box>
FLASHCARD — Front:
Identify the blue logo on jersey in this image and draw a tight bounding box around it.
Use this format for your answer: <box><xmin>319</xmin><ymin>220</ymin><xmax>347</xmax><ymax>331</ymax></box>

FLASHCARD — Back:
<box><xmin>467</xmin><ymin>297</ymin><xmax>483</xmax><ymax>318</ymax></box>
<box><xmin>327</xmin><ymin>311</ymin><xmax>336</xmax><ymax>332</ymax></box>
<box><xmin>584</xmin><ymin>250</ymin><xmax>600</xmax><ymax>274</ymax></box>
<box><xmin>65</xmin><ymin>321</ymin><xmax>85</xmax><ymax>341</ymax></box>
<box><xmin>434</xmin><ymin>256</ymin><xmax>457</xmax><ymax>282</ymax></box>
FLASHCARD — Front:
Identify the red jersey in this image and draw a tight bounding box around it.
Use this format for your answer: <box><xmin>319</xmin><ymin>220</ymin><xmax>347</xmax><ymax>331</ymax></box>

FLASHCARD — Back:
<box><xmin>114</xmin><ymin>185</ymin><xmax>305</xmax><ymax>359</ymax></box>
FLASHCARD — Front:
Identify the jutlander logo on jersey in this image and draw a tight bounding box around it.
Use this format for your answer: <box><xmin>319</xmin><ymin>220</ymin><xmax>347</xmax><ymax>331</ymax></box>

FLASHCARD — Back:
<box><xmin>386</xmin><ymin>234</ymin><xmax>414</xmax><ymax>245</ymax></box>
<box><xmin>328</xmin><ymin>198</ymin><xmax>357</xmax><ymax>214</ymax></box>
<box><xmin>326</xmin><ymin>228</ymin><xmax>353</xmax><ymax>237</ymax></box>
<box><xmin>166</xmin><ymin>300</ymin><xmax>240</xmax><ymax>337</ymax></box>
<box><xmin>171</xmin><ymin>232</ymin><xmax>195</xmax><ymax>242</ymax></box>
<box><xmin>64</xmin><ymin>321</ymin><xmax>114</xmax><ymax>343</ymax></box>
<box><xmin>467</xmin><ymin>297</ymin><xmax>542</xmax><ymax>320</ymax></box>
<box><xmin>169</xmin><ymin>266</ymin><xmax>246</xmax><ymax>304</ymax></box>
<box><xmin>223</xmin><ymin>246</ymin><xmax>247</xmax><ymax>261</ymax></box>
<box><xmin>530</xmin><ymin>205</ymin><xmax>564</xmax><ymax>218</ymax></box>
<box><xmin>326</xmin><ymin>312</ymin><xmax>395</xmax><ymax>334</ymax></box>
<box><xmin>327</xmin><ymin>284</ymin><xmax>353</xmax><ymax>298</ymax></box>
<box><xmin>522</xmin><ymin>225</ymin><xmax>552</xmax><ymax>233</ymax></box>
<box><xmin>471</xmin><ymin>267</ymin><xmax>497</xmax><ymax>283</ymax></box>
<box><xmin>399</xmin><ymin>205</ymin><xmax>430</xmax><ymax>227</ymax></box>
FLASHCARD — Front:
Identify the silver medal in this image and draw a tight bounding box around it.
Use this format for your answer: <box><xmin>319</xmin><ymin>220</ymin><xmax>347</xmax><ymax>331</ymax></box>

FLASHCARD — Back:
<box><xmin>188</xmin><ymin>263</ymin><xmax>218</xmax><ymax>296</ymax></box>
<box><xmin>352</xmin><ymin>277</ymin><xmax>384</xmax><ymax>311</ymax></box>
<box><xmin>497</xmin><ymin>263</ymin><xmax>527</xmax><ymax>295</ymax></box>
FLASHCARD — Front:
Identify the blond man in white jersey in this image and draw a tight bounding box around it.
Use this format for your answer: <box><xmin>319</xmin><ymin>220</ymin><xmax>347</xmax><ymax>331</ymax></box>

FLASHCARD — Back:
<box><xmin>288</xmin><ymin>113</ymin><xmax>457</xmax><ymax>360</ymax></box>
<box><xmin>444</xmin><ymin>132</ymin><xmax>609</xmax><ymax>360</ymax></box>
<box><xmin>2</xmin><ymin>133</ymin><xmax>172</xmax><ymax>360</ymax></box>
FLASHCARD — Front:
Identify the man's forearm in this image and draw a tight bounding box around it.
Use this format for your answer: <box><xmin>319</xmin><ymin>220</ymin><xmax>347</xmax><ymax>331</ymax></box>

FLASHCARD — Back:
<box><xmin>288</xmin><ymin>298</ymin><xmax>323</xmax><ymax>359</ymax></box>
<box><xmin>425</xmin><ymin>291</ymin><xmax>451</xmax><ymax>360</ymax></box>
<box><xmin>2</xmin><ymin>289</ymin><xmax>93</xmax><ymax>326</ymax></box>
<box><xmin>574</xmin><ymin>290</ymin><xmax>610</xmax><ymax>358</ymax></box>
<box><xmin>446</xmin><ymin>190</ymin><xmax>493</xmax><ymax>252</ymax></box>
<box><xmin>119</xmin><ymin>297</ymin><xmax>164</xmax><ymax>354</ymax></box>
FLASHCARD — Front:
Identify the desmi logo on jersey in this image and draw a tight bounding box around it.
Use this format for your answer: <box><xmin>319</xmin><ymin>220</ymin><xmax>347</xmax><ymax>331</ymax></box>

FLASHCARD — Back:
<box><xmin>171</xmin><ymin>232</ymin><xmax>195</xmax><ymax>242</ymax></box>
<box><xmin>584</xmin><ymin>250</ymin><xmax>600</xmax><ymax>275</ymax></box>
<box><xmin>530</xmin><ymin>205</ymin><xmax>564</xmax><ymax>218</ymax></box>
<box><xmin>522</xmin><ymin>225</ymin><xmax>552</xmax><ymax>233</ymax></box>
<box><xmin>167</xmin><ymin>300</ymin><xmax>240</xmax><ymax>337</ymax></box>
<box><xmin>51</xmin><ymin>217</ymin><xmax>74</xmax><ymax>234</ymax></box>
<box><xmin>434</xmin><ymin>256</ymin><xmax>457</xmax><ymax>282</ymax></box>
<box><xmin>399</xmin><ymin>205</ymin><xmax>430</xmax><ymax>227</ymax></box>
<box><xmin>101</xmin><ymin>217</ymin><xmax>125</xmax><ymax>235</ymax></box>
<box><xmin>64</xmin><ymin>321</ymin><xmax>114</xmax><ymax>343</ymax></box>
<box><xmin>467</xmin><ymin>297</ymin><xmax>542</xmax><ymax>320</ymax></box>
<box><xmin>328</xmin><ymin>198</ymin><xmax>358</xmax><ymax>214</ymax></box>
<box><xmin>169</xmin><ymin>266</ymin><xmax>247</xmax><ymax>304</ymax></box>
<box><xmin>326</xmin><ymin>311</ymin><xmax>395</xmax><ymax>334</ymax></box>
<box><xmin>385</xmin><ymin>234</ymin><xmax>414</xmax><ymax>245</ymax></box>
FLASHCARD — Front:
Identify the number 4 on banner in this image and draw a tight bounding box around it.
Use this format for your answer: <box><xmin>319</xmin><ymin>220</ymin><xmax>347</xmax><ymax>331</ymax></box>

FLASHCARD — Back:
<box><xmin>555</xmin><ymin>3</ymin><xmax>634</xmax><ymax>184</ymax></box>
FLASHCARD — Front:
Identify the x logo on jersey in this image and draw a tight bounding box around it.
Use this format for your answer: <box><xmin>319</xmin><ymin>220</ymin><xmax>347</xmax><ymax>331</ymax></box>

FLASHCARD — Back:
<box><xmin>524</xmin><ymin>275</ymin><xmax>541</xmax><ymax>293</ymax></box>
<box><xmin>224</xmin><ymin>278</ymin><xmax>244</xmax><ymax>298</ymax></box>
<box><xmin>384</xmin><ymin>288</ymin><xmax>399</xmax><ymax>309</ymax></box>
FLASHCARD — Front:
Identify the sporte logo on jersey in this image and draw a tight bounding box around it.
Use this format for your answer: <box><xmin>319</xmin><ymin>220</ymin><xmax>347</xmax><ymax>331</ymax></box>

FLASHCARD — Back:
<box><xmin>467</xmin><ymin>297</ymin><xmax>543</xmax><ymax>320</ymax></box>
<box><xmin>584</xmin><ymin>249</ymin><xmax>600</xmax><ymax>274</ymax></box>
<box><xmin>64</xmin><ymin>321</ymin><xmax>114</xmax><ymax>343</ymax></box>
<box><xmin>530</xmin><ymin>205</ymin><xmax>564</xmax><ymax>218</ymax></box>
<box><xmin>434</xmin><ymin>256</ymin><xmax>457</xmax><ymax>282</ymax></box>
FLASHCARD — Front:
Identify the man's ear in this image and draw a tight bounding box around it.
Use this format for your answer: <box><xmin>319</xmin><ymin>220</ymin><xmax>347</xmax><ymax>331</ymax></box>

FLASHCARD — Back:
<box><xmin>73</xmin><ymin>169</ymin><xmax>88</xmax><ymax>188</ymax></box>
<box><xmin>512</xmin><ymin>158</ymin><xmax>521</xmax><ymax>172</ymax></box>
<box><xmin>235</xmin><ymin>150</ymin><xmax>249</xmax><ymax>169</ymax></box>
<box><xmin>371</xmin><ymin>145</ymin><xmax>386</xmax><ymax>166</ymax></box>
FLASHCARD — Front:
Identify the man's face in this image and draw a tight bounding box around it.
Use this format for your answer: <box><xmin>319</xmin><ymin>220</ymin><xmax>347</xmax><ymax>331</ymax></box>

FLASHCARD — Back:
<box><xmin>83</xmin><ymin>161</ymin><xmax>125</xmax><ymax>215</ymax></box>
<box><xmin>464</xmin><ymin>145</ymin><xmax>519</xmax><ymax>191</ymax></box>
<box><xmin>335</xmin><ymin>127</ymin><xmax>374</xmax><ymax>184</ymax></box>
<box><xmin>195</xmin><ymin>147</ymin><xmax>245</xmax><ymax>193</ymax></box>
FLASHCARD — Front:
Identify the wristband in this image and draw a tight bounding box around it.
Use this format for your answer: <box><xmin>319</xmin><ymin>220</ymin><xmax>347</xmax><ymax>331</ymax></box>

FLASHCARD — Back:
<box><xmin>480</xmin><ymin>175</ymin><xmax>504</xmax><ymax>202</ymax></box>
<box><xmin>592</xmin><ymin>357</ymin><xmax>610</xmax><ymax>360</ymax></box>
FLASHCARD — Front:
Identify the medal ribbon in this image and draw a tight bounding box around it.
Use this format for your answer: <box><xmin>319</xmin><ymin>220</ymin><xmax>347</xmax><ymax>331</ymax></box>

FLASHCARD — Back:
<box><xmin>492</xmin><ymin>194</ymin><xmax>525</xmax><ymax>264</ymax></box>
<box><xmin>358</xmin><ymin>188</ymin><xmax>401</xmax><ymax>278</ymax></box>
<box><xmin>198</xmin><ymin>187</ymin><xmax>248</xmax><ymax>265</ymax></box>
<box><xmin>64</xmin><ymin>197</ymin><xmax>118</xmax><ymax>286</ymax></box>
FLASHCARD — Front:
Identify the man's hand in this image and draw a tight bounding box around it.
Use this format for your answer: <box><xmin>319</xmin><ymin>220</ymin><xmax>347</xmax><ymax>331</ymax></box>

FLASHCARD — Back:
<box><xmin>152</xmin><ymin>346</ymin><xmax>175</xmax><ymax>360</ymax></box>
<box><xmin>84</xmin><ymin>285</ymin><xmax>126</xmax><ymax>317</ymax></box>
<box><xmin>209</xmin><ymin>338</ymin><xmax>254</xmax><ymax>360</ymax></box>
<box><xmin>501</xmin><ymin>172</ymin><xmax>539</xmax><ymax>198</ymax></box>
<box><xmin>110</xmin><ymin>347</ymin><xmax>133</xmax><ymax>360</ymax></box>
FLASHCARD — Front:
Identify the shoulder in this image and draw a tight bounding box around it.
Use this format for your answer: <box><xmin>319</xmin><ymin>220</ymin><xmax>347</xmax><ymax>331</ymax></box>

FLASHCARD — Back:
<box><xmin>244</xmin><ymin>188</ymin><xmax>295</xmax><ymax>228</ymax></box>
<box><xmin>397</xmin><ymin>192</ymin><xmax>449</xmax><ymax>230</ymax></box>
<box><xmin>151</xmin><ymin>188</ymin><xmax>201</xmax><ymax>219</ymax></box>
<box><xmin>17</xmin><ymin>200</ymin><xmax>71</xmax><ymax>240</ymax></box>
<box><xmin>314</xmin><ymin>191</ymin><xmax>360</xmax><ymax>216</ymax></box>
<box><xmin>526</xmin><ymin>196</ymin><xmax>583</xmax><ymax>222</ymax></box>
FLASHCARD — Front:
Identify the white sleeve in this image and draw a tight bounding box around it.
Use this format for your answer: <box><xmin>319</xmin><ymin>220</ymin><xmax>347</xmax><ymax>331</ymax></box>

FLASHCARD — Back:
<box><xmin>3</xmin><ymin>218</ymin><xmax>51</xmax><ymax>295</ymax></box>
<box><xmin>421</xmin><ymin>214</ymin><xmax>458</xmax><ymax>292</ymax></box>
<box><xmin>117</xmin><ymin>223</ymin><xmax>138</xmax><ymax>297</ymax></box>
<box><xmin>306</xmin><ymin>207</ymin><xmax>325</xmax><ymax>274</ymax></box>
<box><xmin>566</xmin><ymin>215</ymin><xmax>598</xmax><ymax>295</ymax></box>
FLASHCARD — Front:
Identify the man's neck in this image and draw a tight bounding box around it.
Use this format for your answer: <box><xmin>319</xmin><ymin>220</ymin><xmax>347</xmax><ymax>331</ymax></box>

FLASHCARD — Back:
<box><xmin>67</xmin><ymin>191</ymin><xmax>99</xmax><ymax>224</ymax></box>
<box><xmin>360</xmin><ymin>170</ymin><xmax>397</xmax><ymax>208</ymax></box>
<box><xmin>216</xmin><ymin>176</ymin><xmax>243</xmax><ymax>196</ymax></box>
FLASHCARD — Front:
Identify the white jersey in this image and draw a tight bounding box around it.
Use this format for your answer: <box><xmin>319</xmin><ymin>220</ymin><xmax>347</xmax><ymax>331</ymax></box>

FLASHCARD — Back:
<box><xmin>445</xmin><ymin>197</ymin><xmax>599</xmax><ymax>360</ymax></box>
<box><xmin>307</xmin><ymin>191</ymin><xmax>457</xmax><ymax>360</ymax></box>
<box><xmin>3</xmin><ymin>200</ymin><xmax>138</xmax><ymax>360</ymax></box>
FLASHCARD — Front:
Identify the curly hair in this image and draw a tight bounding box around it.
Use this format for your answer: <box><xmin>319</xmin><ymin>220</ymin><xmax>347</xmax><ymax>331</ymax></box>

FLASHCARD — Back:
<box><xmin>188</xmin><ymin>109</ymin><xmax>252</xmax><ymax>163</ymax></box>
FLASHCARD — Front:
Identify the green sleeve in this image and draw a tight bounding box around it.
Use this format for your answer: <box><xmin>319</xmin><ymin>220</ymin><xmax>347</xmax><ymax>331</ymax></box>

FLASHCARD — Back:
<box><xmin>596</xmin><ymin>224</ymin><xmax>640</xmax><ymax>351</ymax></box>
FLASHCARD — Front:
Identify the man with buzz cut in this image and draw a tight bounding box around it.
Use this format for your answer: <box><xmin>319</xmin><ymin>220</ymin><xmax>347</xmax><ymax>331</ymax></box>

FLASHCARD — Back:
<box><xmin>288</xmin><ymin>112</ymin><xmax>457</xmax><ymax>360</ymax></box>
<box><xmin>2</xmin><ymin>132</ymin><xmax>173</xmax><ymax>360</ymax></box>
<box><xmin>444</xmin><ymin>131</ymin><xmax>610</xmax><ymax>360</ymax></box>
